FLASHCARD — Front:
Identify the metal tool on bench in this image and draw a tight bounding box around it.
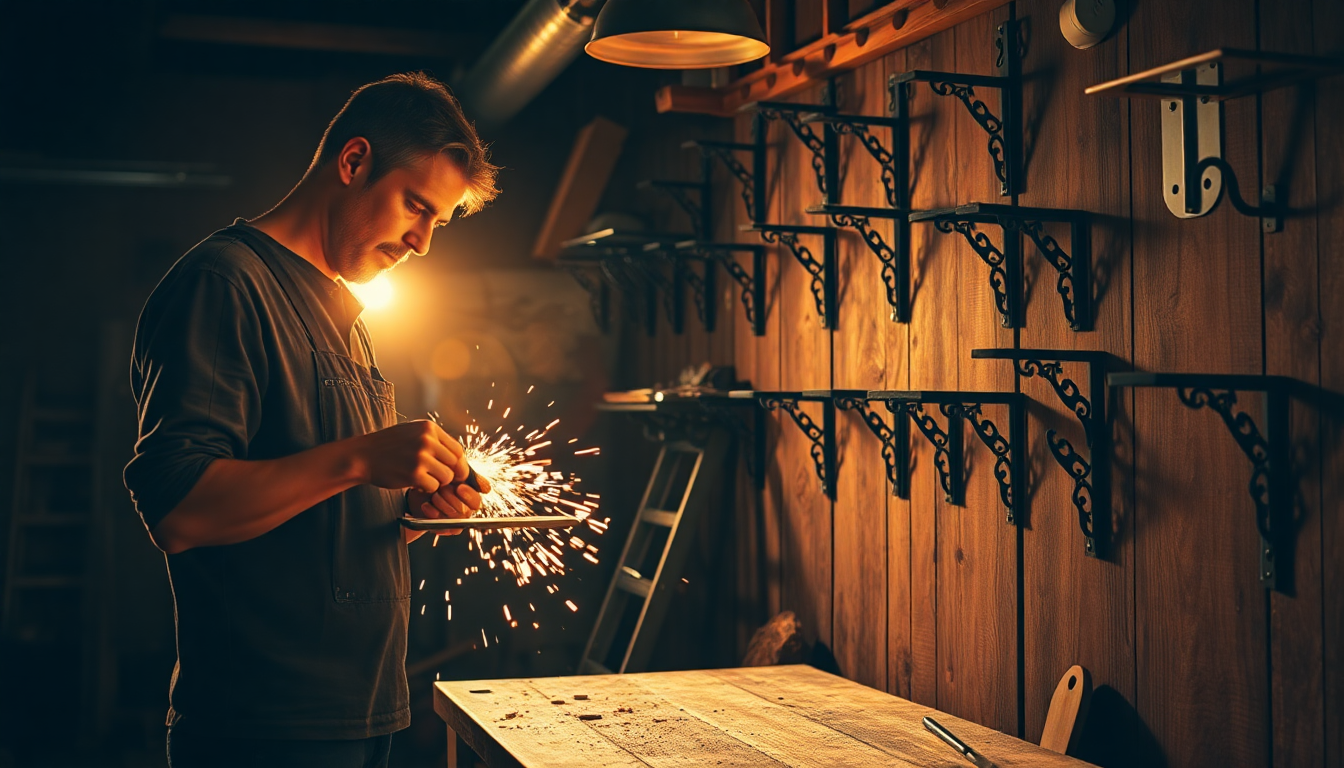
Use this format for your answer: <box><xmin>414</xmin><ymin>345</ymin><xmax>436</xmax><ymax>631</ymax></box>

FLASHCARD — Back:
<box><xmin>923</xmin><ymin>716</ymin><xmax>1000</xmax><ymax>768</ymax></box>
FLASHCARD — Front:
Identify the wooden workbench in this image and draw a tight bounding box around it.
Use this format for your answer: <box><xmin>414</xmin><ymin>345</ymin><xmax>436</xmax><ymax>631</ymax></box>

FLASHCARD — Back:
<box><xmin>433</xmin><ymin>665</ymin><xmax>1097</xmax><ymax>767</ymax></box>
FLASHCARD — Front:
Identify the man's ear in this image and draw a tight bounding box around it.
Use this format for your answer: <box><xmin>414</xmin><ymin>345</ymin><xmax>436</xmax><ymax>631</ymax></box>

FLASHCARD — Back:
<box><xmin>337</xmin><ymin>137</ymin><xmax>372</xmax><ymax>186</ymax></box>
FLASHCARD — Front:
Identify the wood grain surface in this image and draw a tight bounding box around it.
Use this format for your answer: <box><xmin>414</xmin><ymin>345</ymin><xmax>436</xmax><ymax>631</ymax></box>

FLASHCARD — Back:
<box><xmin>435</xmin><ymin>665</ymin><xmax>1097</xmax><ymax>767</ymax></box>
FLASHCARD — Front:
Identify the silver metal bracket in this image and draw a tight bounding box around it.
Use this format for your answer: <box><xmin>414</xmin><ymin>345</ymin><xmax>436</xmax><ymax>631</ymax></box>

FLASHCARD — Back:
<box><xmin>1161</xmin><ymin>62</ymin><xmax>1222</xmax><ymax>218</ymax></box>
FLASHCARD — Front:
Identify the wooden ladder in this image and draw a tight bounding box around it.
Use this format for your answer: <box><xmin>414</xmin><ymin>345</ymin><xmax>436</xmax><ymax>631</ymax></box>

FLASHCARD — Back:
<box><xmin>578</xmin><ymin>428</ymin><xmax>728</xmax><ymax>674</ymax></box>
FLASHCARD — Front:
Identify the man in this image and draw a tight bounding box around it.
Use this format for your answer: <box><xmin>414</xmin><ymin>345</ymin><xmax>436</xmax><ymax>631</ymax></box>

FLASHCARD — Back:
<box><xmin>124</xmin><ymin>72</ymin><xmax>500</xmax><ymax>768</ymax></box>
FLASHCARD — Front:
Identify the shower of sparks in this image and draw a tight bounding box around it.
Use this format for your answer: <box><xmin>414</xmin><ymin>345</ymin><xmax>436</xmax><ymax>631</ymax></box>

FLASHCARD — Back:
<box><xmin>419</xmin><ymin>389</ymin><xmax>608</xmax><ymax>652</ymax></box>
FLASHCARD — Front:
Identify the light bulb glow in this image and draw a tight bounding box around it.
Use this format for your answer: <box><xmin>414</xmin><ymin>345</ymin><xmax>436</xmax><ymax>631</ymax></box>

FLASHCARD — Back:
<box><xmin>346</xmin><ymin>274</ymin><xmax>394</xmax><ymax>309</ymax></box>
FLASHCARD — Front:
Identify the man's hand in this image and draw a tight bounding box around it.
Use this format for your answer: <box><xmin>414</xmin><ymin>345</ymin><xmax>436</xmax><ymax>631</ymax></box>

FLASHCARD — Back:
<box><xmin>407</xmin><ymin>475</ymin><xmax>492</xmax><ymax>538</ymax></box>
<box><xmin>353</xmin><ymin>420</ymin><xmax>469</xmax><ymax>493</ymax></box>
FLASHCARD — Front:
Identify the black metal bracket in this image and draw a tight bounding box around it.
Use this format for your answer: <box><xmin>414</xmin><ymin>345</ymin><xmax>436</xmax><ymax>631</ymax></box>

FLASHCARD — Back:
<box><xmin>674</xmin><ymin>240</ymin><xmax>766</xmax><ymax>336</ymax></box>
<box><xmin>637</xmin><ymin>153</ymin><xmax>714</xmax><ymax>240</ymax></box>
<box><xmin>561</xmin><ymin>229</ymin><xmax>695</xmax><ymax>337</ymax></box>
<box><xmin>1107</xmin><ymin>372</ymin><xmax>1294</xmax><ymax>592</ymax></box>
<box><xmin>683</xmin><ymin>131</ymin><xmax>767</xmax><ymax>224</ymax></box>
<box><xmin>741</xmin><ymin>223</ymin><xmax>837</xmax><ymax>329</ymax></box>
<box><xmin>807</xmin><ymin>204</ymin><xmax>911</xmax><ymax>323</ymax></box>
<box><xmin>743</xmin><ymin>82</ymin><xmax>839</xmax><ymax>201</ymax></box>
<box><xmin>974</xmin><ymin>349</ymin><xmax>1109</xmax><ymax>557</ymax></box>
<box><xmin>867</xmin><ymin>389</ymin><xmax>1025</xmax><ymax>524</ymax></box>
<box><xmin>734</xmin><ymin>390</ymin><xmax>836</xmax><ymax>499</ymax></box>
<box><xmin>639</xmin><ymin>242</ymin><xmax>687</xmax><ymax>334</ymax></box>
<box><xmin>558</xmin><ymin>258</ymin><xmax>611</xmax><ymax>333</ymax></box>
<box><xmin>890</xmin><ymin>20</ymin><xmax>1021</xmax><ymax>196</ymax></box>
<box><xmin>911</xmin><ymin>204</ymin><xmax>1091</xmax><ymax>330</ymax></box>
<box><xmin>696</xmin><ymin>394</ymin><xmax>767</xmax><ymax>490</ymax></box>
<box><xmin>828</xmin><ymin>390</ymin><xmax>909</xmax><ymax>498</ymax></box>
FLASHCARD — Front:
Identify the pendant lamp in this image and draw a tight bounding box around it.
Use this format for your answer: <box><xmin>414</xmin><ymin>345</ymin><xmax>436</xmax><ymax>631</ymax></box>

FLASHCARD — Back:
<box><xmin>585</xmin><ymin>0</ymin><xmax>770</xmax><ymax>69</ymax></box>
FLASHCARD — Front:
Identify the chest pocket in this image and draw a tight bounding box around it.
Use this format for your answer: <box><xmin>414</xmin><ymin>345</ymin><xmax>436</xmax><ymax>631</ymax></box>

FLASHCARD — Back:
<box><xmin>315</xmin><ymin>349</ymin><xmax>409</xmax><ymax>603</ymax></box>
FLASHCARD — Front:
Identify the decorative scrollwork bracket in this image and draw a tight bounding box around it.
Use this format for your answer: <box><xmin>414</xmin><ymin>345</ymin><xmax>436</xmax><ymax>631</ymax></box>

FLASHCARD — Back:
<box><xmin>974</xmin><ymin>349</ymin><xmax>1110</xmax><ymax>556</ymax></box>
<box><xmin>1107</xmin><ymin>372</ymin><xmax>1295</xmax><ymax>592</ymax></box>
<box><xmin>868</xmin><ymin>389</ymin><xmax>1024</xmax><ymax>524</ymax></box>
<box><xmin>683</xmin><ymin>132</ymin><xmax>767</xmax><ymax>224</ymax></box>
<box><xmin>735</xmin><ymin>390</ymin><xmax>836</xmax><ymax>499</ymax></box>
<box><xmin>744</xmin><ymin>223</ymin><xmax>837</xmax><ymax>329</ymax></box>
<box><xmin>674</xmin><ymin>240</ymin><xmax>766</xmax><ymax>336</ymax></box>
<box><xmin>829</xmin><ymin>390</ymin><xmax>910</xmax><ymax>499</ymax></box>
<box><xmin>637</xmin><ymin>155</ymin><xmax>714</xmax><ymax>240</ymax></box>
<box><xmin>890</xmin><ymin>20</ymin><xmax>1020</xmax><ymax>196</ymax></box>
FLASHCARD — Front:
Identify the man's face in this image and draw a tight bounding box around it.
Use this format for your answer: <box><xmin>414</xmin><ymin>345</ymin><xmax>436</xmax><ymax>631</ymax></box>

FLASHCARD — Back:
<box><xmin>330</xmin><ymin>150</ymin><xmax>469</xmax><ymax>284</ymax></box>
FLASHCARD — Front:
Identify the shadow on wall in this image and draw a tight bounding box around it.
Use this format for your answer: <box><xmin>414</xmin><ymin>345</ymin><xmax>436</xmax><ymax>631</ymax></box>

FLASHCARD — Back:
<box><xmin>1076</xmin><ymin>685</ymin><xmax>1167</xmax><ymax>768</ymax></box>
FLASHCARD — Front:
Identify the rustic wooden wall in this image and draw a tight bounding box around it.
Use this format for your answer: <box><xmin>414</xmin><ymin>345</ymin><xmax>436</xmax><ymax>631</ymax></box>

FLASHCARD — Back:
<box><xmin>615</xmin><ymin>1</ymin><xmax>1341</xmax><ymax>766</ymax></box>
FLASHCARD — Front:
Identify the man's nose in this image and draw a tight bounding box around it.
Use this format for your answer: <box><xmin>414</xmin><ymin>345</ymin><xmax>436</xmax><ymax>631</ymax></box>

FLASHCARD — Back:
<box><xmin>405</xmin><ymin>225</ymin><xmax>431</xmax><ymax>257</ymax></box>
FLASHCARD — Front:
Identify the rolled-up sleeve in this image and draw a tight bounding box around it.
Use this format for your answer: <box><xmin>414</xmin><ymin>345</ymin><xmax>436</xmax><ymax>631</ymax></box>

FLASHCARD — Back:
<box><xmin>124</xmin><ymin>266</ymin><xmax>267</xmax><ymax>531</ymax></box>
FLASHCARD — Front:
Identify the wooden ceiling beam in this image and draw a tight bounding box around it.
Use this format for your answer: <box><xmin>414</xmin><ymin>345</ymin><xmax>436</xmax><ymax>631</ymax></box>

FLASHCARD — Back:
<box><xmin>655</xmin><ymin>0</ymin><xmax>1012</xmax><ymax>117</ymax></box>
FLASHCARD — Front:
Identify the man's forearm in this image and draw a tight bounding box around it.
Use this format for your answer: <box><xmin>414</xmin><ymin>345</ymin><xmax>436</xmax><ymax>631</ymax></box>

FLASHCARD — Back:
<box><xmin>152</xmin><ymin>438</ymin><xmax>367</xmax><ymax>554</ymax></box>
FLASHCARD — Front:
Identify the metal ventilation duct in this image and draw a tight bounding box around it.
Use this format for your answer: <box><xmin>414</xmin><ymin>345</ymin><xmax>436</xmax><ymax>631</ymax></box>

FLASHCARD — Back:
<box><xmin>455</xmin><ymin>0</ymin><xmax>607</xmax><ymax>131</ymax></box>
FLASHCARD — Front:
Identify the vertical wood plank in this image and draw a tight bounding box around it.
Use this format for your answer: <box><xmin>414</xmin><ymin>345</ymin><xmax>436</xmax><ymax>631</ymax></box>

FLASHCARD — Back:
<box><xmin>1012</xmin><ymin>0</ymin><xmax>1137</xmax><ymax>755</ymax></box>
<box><xmin>883</xmin><ymin>45</ymin><xmax>915</xmax><ymax>701</ymax></box>
<box><xmin>1312</xmin><ymin>1</ymin><xmax>1344</xmax><ymax>765</ymax></box>
<box><xmin>904</xmin><ymin>28</ymin><xmax>959</xmax><ymax>710</ymax></box>
<box><xmin>776</xmin><ymin>82</ymin><xmax>834</xmax><ymax>652</ymax></box>
<box><xmin>1129</xmin><ymin>2</ymin><xmax>1269</xmax><ymax>767</ymax></box>
<box><xmin>942</xmin><ymin>6</ymin><xmax>1018</xmax><ymax>736</ymax></box>
<box><xmin>831</xmin><ymin>58</ymin><xmax>893</xmax><ymax>691</ymax></box>
<box><xmin>1260</xmin><ymin>3</ymin><xmax>1326</xmax><ymax>767</ymax></box>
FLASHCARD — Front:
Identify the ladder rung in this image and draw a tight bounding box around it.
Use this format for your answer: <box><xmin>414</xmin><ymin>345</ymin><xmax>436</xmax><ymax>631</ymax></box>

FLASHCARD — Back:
<box><xmin>579</xmin><ymin>659</ymin><xmax>613</xmax><ymax>674</ymax></box>
<box><xmin>13</xmin><ymin>576</ymin><xmax>83</xmax><ymax>588</ymax></box>
<box><xmin>616</xmin><ymin>572</ymin><xmax>652</xmax><ymax>598</ymax></box>
<box><xmin>639</xmin><ymin>508</ymin><xmax>679</xmax><ymax>527</ymax></box>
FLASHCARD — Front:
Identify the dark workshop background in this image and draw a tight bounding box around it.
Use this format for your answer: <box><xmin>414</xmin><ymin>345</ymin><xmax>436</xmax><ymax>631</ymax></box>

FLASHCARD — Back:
<box><xmin>0</xmin><ymin>1</ymin><xmax>1340</xmax><ymax>768</ymax></box>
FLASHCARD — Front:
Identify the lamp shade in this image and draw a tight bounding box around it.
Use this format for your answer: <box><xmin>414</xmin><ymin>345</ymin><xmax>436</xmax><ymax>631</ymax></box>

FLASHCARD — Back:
<box><xmin>585</xmin><ymin>0</ymin><xmax>770</xmax><ymax>69</ymax></box>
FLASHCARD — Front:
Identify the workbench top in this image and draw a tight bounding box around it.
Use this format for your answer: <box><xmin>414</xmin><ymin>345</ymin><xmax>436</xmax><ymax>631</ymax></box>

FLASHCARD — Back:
<box><xmin>433</xmin><ymin>665</ymin><xmax>1097</xmax><ymax>767</ymax></box>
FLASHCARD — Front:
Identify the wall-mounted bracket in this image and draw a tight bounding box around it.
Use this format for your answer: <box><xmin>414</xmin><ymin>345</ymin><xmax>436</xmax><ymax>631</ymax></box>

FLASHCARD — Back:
<box><xmin>910</xmin><ymin>208</ymin><xmax>1020</xmax><ymax>328</ymax></box>
<box><xmin>889</xmin><ymin>20</ymin><xmax>1020</xmax><ymax>196</ymax></box>
<box><xmin>805</xmin><ymin>204</ymin><xmax>912</xmax><ymax>323</ymax></box>
<box><xmin>695</xmin><ymin>393</ymin><xmax>766</xmax><ymax>490</ymax></box>
<box><xmin>683</xmin><ymin>135</ymin><xmax>766</xmax><ymax>223</ymax></box>
<box><xmin>557</xmin><ymin>256</ymin><xmax>611</xmax><ymax>333</ymax></box>
<box><xmin>741</xmin><ymin>223</ymin><xmax>837</xmax><ymax>329</ymax></box>
<box><xmin>1086</xmin><ymin>49</ymin><xmax>1344</xmax><ymax>229</ymax></box>
<box><xmin>798</xmin><ymin>111</ymin><xmax>904</xmax><ymax>208</ymax></box>
<box><xmin>913</xmin><ymin>204</ymin><xmax>1091</xmax><ymax>330</ymax></box>
<box><xmin>636</xmin><ymin>155</ymin><xmax>714</xmax><ymax>240</ymax></box>
<box><xmin>743</xmin><ymin>86</ymin><xmax>838</xmax><ymax>201</ymax></box>
<box><xmin>867</xmin><ymin>389</ymin><xmax>1024</xmax><ymax>524</ymax></box>
<box><xmin>674</xmin><ymin>240</ymin><xmax>766</xmax><ymax>336</ymax></box>
<box><xmin>639</xmin><ymin>242</ymin><xmax>687</xmax><ymax>334</ymax></box>
<box><xmin>732</xmin><ymin>390</ymin><xmax>836</xmax><ymax>499</ymax></box>
<box><xmin>1107</xmin><ymin>372</ymin><xmax>1294</xmax><ymax>591</ymax></box>
<box><xmin>562</xmin><ymin>229</ymin><xmax>694</xmax><ymax>337</ymax></box>
<box><xmin>828</xmin><ymin>390</ymin><xmax>909</xmax><ymax>499</ymax></box>
<box><xmin>974</xmin><ymin>349</ymin><xmax>1109</xmax><ymax>556</ymax></box>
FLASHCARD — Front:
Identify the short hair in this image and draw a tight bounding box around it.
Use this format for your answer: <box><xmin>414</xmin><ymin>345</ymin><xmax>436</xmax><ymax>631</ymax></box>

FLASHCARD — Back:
<box><xmin>314</xmin><ymin>72</ymin><xmax>500</xmax><ymax>216</ymax></box>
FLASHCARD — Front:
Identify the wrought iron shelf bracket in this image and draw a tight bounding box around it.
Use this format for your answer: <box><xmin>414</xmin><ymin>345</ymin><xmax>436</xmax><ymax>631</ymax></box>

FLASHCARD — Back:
<box><xmin>683</xmin><ymin>136</ymin><xmax>766</xmax><ymax>223</ymax></box>
<box><xmin>889</xmin><ymin>20</ymin><xmax>1021</xmax><ymax>196</ymax></box>
<box><xmin>1107</xmin><ymin>372</ymin><xmax>1295</xmax><ymax>592</ymax></box>
<box><xmin>732</xmin><ymin>390</ymin><xmax>836</xmax><ymax>499</ymax></box>
<box><xmin>912</xmin><ymin>203</ymin><xmax>1092</xmax><ymax>330</ymax></box>
<box><xmin>636</xmin><ymin>158</ymin><xmax>713</xmax><ymax>240</ymax></box>
<box><xmin>867</xmin><ymin>389</ymin><xmax>1024</xmax><ymax>524</ymax></box>
<box><xmin>973</xmin><ymin>349</ymin><xmax>1110</xmax><ymax>557</ymax></box>
<box><xmin>561</xmin><ymin>229</ymin><xmax>695</xmax><ymax>337</ymax></box>
<box><xmin>674</xmin><ymin>240</ymin><xmax>767</xmax><ymax>336</ymax></box>
<box><xmin>742</xmin><ymin>90</ymin><xmax>838</xmax><ymax>202</ymax></box>
<box><xmin>1086</xmin><ymin>48</ymin><xmax>1344</xmax><ymax>230</ymax></box>
<box><xmin>695</xmin><ymin>396</ymin><xmax>767</xmax><ymax>490</ymax></box>
<box><xmin>806</xmin><ymin>204</ymin><xmax>913</xmax><ymax>323</ymax></box>
<box><xmin>798</xmin><ymin>111</ymin><xmax>904</xmax><ymax>209</ymax></box>
<box><xmin>741</xmin><ymin>223</ymin><xmax>837</xmax><ymax>329</ymax></box>
<box><xmin>824</xmin><ymin>390</ymin><xmax>909</xmax><ymax>499</ymax></box>
<box><xmin>558</xmin><ymin>258</ymin><xmax>611</xmax><ymax>333</ymax></box>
